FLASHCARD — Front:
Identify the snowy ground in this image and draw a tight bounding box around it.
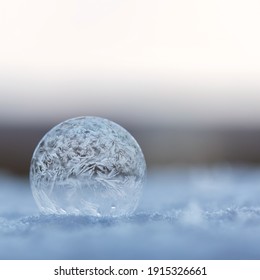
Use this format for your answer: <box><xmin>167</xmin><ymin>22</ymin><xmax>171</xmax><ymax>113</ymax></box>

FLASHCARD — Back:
<box><xmin>1</xmin><ymin>166</ymin><xmax>260</xmax><ymax>259</ymax></box>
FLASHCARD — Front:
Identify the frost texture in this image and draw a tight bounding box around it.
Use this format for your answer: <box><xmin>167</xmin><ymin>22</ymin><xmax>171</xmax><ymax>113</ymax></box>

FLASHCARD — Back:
<box><xmin>30</xmin><ymin>117</ymin><xmax>146</xmax><ymax>216</ymax></box>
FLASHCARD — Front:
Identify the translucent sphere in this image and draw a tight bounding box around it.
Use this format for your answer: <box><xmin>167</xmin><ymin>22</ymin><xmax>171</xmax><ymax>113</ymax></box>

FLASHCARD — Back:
<box><xmin>30</xmin><ymin>117</ymin><xmax>146</xmax><ymax>216</ymax></box>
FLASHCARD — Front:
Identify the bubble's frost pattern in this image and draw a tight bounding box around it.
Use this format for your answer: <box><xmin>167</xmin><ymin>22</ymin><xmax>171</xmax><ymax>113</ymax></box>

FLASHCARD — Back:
<box><xmin>30</xmin><ymin>117</ymin><xmax>146</xmax><ymax>216</ymax></box>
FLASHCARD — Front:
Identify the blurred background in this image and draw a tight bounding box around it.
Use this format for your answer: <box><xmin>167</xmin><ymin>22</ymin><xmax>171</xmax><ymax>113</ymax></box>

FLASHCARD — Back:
<box><xmin>2</xmin><ymin>0</ymin><xmax>260</xmax><ymax>260</ymax></box>
<box><xmin>1</xmin><ymin>0</ymin><xmax>260</xmax><ymax>175</ymax></box>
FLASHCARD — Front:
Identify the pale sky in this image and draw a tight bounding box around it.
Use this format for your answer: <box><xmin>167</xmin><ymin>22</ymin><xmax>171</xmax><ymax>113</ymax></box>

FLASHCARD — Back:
<box><xmin>1</xmin><ymin>0</ymin><xmax>260</xmax><ymax>126</ymax></box>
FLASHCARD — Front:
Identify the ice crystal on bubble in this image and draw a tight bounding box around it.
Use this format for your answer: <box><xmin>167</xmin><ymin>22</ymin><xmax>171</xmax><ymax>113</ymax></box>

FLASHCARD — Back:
<box><xmin>30</xmin><ymin>117</ymin><xmax>146</xmax><ymax>216</ymax></box>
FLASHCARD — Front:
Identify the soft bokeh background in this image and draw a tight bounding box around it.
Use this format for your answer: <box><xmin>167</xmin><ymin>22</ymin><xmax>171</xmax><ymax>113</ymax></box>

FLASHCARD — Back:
<box><xmin>1</xmin><ymin>0</ymin><xmax>260</xmax><ymax>174</ymax></box>
<box><xmin>1</xmin><ymin>0</ymin><xmax>260</xmax><ymax>260</ymax></box>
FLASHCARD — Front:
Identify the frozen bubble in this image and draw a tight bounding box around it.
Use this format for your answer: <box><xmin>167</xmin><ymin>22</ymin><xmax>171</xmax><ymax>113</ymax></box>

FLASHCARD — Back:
<box><xmin>30</xmin><ymin>117</ymin><xmax>146</xmax><ymax>216</ymax></box>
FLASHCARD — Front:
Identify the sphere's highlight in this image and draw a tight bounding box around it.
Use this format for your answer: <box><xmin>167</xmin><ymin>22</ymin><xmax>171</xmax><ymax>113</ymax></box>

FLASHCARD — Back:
<box><xmin>30</xmin><ymin>117</ymin><xmax>146</xmax><ymax>216</ymax></box>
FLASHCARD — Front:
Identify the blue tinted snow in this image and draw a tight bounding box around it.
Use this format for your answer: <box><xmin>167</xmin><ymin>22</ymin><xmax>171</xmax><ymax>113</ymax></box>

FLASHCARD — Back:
<box><xmin>1</xmin><ymin>166</ymin><xmax>260</xmax><ymax>259</ymax></box>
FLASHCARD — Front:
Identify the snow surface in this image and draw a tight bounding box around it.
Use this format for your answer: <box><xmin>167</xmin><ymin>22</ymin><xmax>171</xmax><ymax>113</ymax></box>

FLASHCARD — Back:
<box><xmin>1</xmin><ymin>166</ymin><xmax>260</xmax><ymax>259</ymax></box>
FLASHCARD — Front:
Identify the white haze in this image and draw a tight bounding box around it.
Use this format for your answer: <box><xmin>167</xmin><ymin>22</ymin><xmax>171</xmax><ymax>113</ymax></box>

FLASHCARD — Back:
<box><xmin>1</xmin><ymin>1</ymin><xmax>260</xmax><ymax>127</ymax></box>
